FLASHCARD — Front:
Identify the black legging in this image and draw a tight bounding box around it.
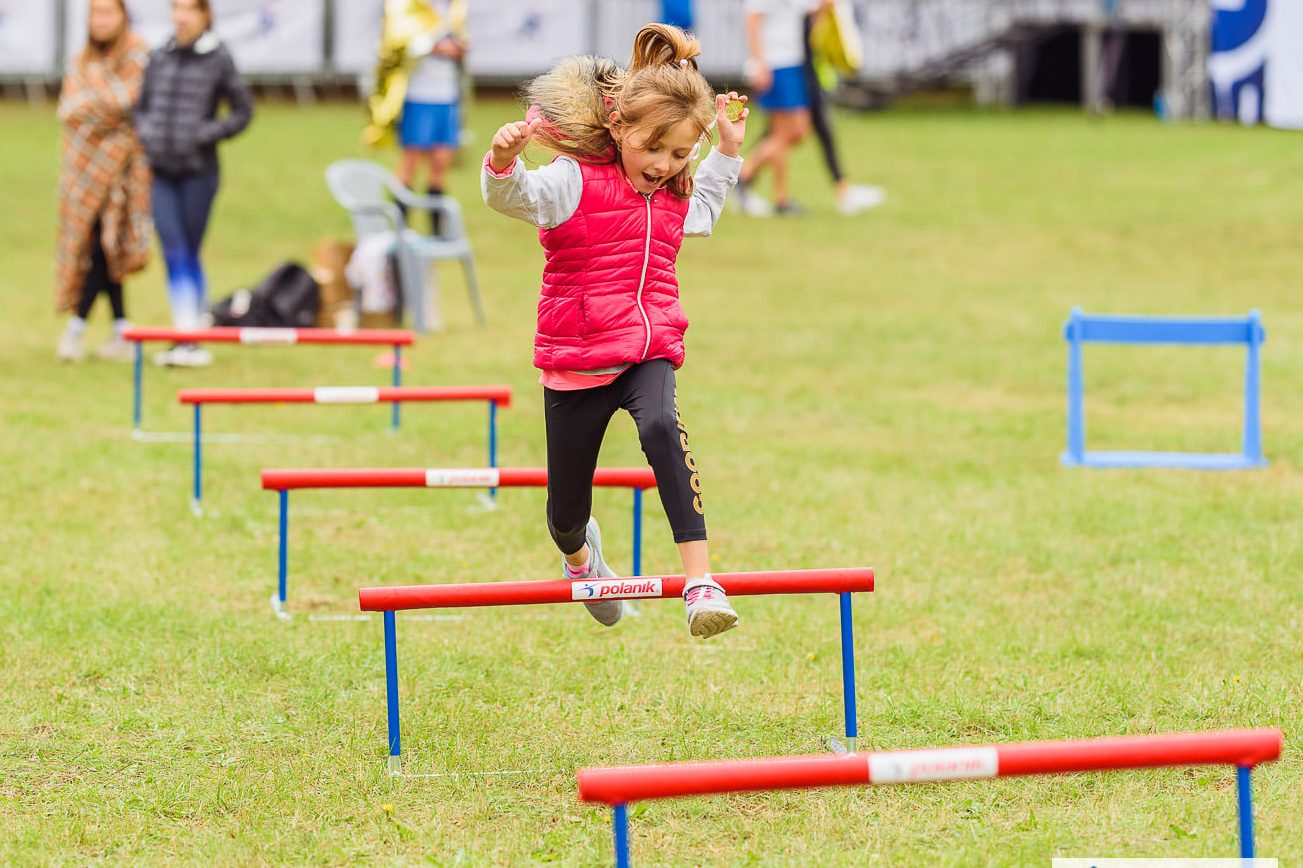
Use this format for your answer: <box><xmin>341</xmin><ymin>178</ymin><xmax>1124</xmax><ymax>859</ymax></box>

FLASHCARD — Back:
<box><xmin>803</xmin><ymin>11</ymin><xmax>844</xmax><ymax>184</ymax></box>
<box><xmin>76</xmin><ymin>221</ymin><xmax>126</xmax><ymax>321</ymax></box>
<box><xmin>544</xmin><ymin>359</ymin><xmax>707</xmax><ymax>554</ymax></box>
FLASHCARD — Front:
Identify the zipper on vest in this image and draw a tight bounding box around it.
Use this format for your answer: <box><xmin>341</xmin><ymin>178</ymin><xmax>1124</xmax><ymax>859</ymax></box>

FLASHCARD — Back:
<box><xmin>636</xmin><ymin>193</ymin><xmax>653</xmax><ymax>361</ymax></box>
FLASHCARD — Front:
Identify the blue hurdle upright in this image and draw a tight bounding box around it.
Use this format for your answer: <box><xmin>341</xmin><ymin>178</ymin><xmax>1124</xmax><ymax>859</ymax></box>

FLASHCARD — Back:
<box><xmin>1062</xmin><ymin>308</ymin><xmax>1266</xmax><ymax>470</ymax></box>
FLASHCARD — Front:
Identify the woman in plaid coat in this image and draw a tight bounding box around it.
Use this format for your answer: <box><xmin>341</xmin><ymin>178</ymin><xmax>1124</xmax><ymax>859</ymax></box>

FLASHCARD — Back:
<box><xmin>55</xmin><ymin>0</ymin><xmax>152</xmax><ymax>363</ymax></box>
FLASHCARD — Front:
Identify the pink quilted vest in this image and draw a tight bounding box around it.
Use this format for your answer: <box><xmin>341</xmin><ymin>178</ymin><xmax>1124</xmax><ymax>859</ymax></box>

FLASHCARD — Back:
<box><xmin>534</xmin><ymin>159</ymin><xmax>691</xmax><ymax>372</ymax></box>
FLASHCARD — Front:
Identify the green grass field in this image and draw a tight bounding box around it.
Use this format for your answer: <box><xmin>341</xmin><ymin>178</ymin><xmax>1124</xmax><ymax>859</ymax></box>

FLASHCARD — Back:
<box><xmin>1</xmin><ymin>96</ymin><xmax>1300</xmax><ymax>865</ymax></box>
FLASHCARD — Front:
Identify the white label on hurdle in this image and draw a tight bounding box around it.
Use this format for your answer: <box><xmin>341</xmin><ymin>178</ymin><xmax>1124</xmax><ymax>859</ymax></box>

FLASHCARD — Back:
<box><xmin>424</xmin><ymin>468</ymin><xmax>501</xmax><ymax>488</ymax></box>
<box><xmin>313</xmin><ymin>387</ymin><xmax>381</xmax><ymax>404</ymax></box>
<box><xmin>868</xmin><ymin>747</ymin><xmax>998</xmax><ymax>784</ymax></box>
<box><xmin>571</xmin><ymin>578</ymin><xmax>663</xmax><ymax>601</ymax></box>
<box><xmin>240</xmin><ymin>328</ymin><xmax>299</xmax><ymax>345</ymax></box>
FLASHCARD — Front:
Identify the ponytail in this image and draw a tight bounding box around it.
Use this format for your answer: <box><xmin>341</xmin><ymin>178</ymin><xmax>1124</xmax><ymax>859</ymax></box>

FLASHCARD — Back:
<box><xmin>628</xmin><ymin>23</ymin><xmax>701</xmax><ymax>72</ymax></box>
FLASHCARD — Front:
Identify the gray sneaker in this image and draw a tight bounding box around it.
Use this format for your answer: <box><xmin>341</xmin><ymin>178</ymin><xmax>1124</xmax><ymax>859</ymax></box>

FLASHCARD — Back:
<box><xmin>566</xmin><ymin>516</ymin><xmax>623</xmax><ymax>626</ymax></box>
<box><xmin>684</xmin><ymin>576</ymin><xmax>738</xmax><ymax>638</ymax></box>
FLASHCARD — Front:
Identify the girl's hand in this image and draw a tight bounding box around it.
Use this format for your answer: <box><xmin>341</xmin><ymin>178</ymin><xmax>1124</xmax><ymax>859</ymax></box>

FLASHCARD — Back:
<box><xmin>714</xmin><ymin>92</ymin><xmax>748</xmax><ymax>158</ymax></box>
<box><xmin>489</xmin><ymin>118</ymin><xmax>541</xmax><ymax>173</ymax></box>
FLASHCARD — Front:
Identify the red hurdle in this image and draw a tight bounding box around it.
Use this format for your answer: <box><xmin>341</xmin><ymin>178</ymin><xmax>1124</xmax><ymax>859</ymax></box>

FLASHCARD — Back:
<box><xmin>578</xmin><ymin>728</ymin><xmax>1283</xmax><ymax>865</ymax></box>
<box><xmin>178</xmin><ymin>385</ymin><xmax>511</xmax><ymax>512</ymax></box>
<box><xmin>261</xmin><ymin>466</ymin><xmax>657</xmax><ymax>618</ymax></box>
<box><xmin>122</xmin><ymin>326</ymin><xmax>415</xmax><ymax>432</ymax></box>
<box><xmin>360</xmin><ymin>568</ymin><xmax>873</xmax><ymax>776</ymax></box>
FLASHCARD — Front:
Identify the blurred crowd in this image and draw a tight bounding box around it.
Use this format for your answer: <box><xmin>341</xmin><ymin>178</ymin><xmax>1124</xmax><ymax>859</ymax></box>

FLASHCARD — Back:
<box><xmin>53</xmin><ymin>0</ymin><xmax>881</xmax><ymax>366</ymax></box>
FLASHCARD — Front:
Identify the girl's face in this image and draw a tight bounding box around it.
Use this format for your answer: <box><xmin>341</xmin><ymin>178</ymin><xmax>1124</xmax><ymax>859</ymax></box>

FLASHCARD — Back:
<box><xmin>615</xmin><ymin>117</ymin><xmax>702</xmax><ymax>195</ymax></box>
<box><xmin>88</xmin><ymin>0</ymin><xmax>126</xmax><ymax>45</ymax></box>
<box><xmin>172</xmin><ymin>0</ymin><xmax>207</xmax><ymax>46</ymax></box>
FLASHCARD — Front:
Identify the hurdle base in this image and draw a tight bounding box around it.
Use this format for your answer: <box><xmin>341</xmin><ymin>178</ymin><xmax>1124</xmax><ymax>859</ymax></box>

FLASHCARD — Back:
<box><xmin>1061</xmin><ymin>450</ymin><xmax>1267</xmax><ymax>471</ymax></box>
<box><xmin>388</xmin><ymin>766</ymin><xmax>561</xmax><ymax>780</ymax></box>
<box><xmin>270</xmin><ymin>594</ymin><xmax>292</xmax><ymax>621</ymax></box>
<box><xmin>190</xmin><ymin>499</ymin><xmax>204</xmax><ymax>518</ymax></box>
<box><xmin>387</xmin><ymin>755</ymin><xmax>403</xmax><ymax>776</ymax></box>
<box><xmin>473</xmin><ymin>492</ymin><xmax>498</xmax><ymax>512</ymax></box>
<box><xmin>825</xmin><ymin>736</ymin><xmax>857</xmax><ymax>755</ymax></box>
<box><xmin>134</xmin><ymin>430</ymin><xmax>338</xmax><ymax>444</ymax></box>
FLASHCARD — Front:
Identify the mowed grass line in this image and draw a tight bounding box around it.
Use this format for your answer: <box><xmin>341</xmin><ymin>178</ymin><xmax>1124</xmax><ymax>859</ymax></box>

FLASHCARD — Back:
<box><xmin>0</xmin><ymin>98</ymin><xmax>1299</xmax><ymax>864</ymax></box>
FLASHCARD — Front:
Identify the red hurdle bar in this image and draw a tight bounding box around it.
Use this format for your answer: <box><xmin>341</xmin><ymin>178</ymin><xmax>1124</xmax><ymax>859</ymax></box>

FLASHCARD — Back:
<box><xmin>123</xmin><ymin>326</ymin><xmax>415</xmax><ymax>432</ymax></box>
<box><xmin>124</xmin><ymin>326</ymin><xmax>415</xmax><ymax>345</ymax></box>
<box><xmin>263</xmin><ymin>466</ymin><xmax>650</xmax><ymax>490</ymax></box>
<box><xmin>262</xmin><ymin>467</ymin><xmax>657</xmax><ymax>617</ymax></box>
<box><xmin>179</xmin><ymin>385</ymin><xmax>512</xmax><ymax>406</ymax></box>
<box><xmin>364</xmin><ymin>568</ymin><xmax>874</xmax><ymax>776</ymax></box>
<box><xmin>360</xmin><ymin>568</ymin><xmax>873</xmax><ymax>611</ymax></box>
<box><xmin>578</xmin><ymin>728</ymin><xmax>1283</xmax><ymax>866</ymax></box>
<box><xmin>178</xmin><ymin>385</ymin><xmax>512</xmax><ymax>513</ymax></box>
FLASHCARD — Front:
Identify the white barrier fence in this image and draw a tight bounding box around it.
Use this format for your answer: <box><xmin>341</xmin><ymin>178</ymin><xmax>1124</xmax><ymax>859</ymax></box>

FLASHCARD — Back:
<box><xmin>6</xmin><ymin>0</ymin><xmax>733</xmax><ymax>79</ymax></box>
<box><xmin>7</xmin><ymin>0</ymin><xmax>1302</xmax><ymax>129</ymax></box>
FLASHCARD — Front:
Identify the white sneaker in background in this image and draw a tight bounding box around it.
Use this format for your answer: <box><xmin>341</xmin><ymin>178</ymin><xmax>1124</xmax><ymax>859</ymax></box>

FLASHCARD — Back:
<box><xmin>154</xmin><ymin>344</ymin><xmax>213</xmax><ymax>367</ymax></box>
<box><xmin>57</xmin><ymin>330</ymin><xmax>85</xmax><ymax>362</ymax></box>
<box><xmin>95</xmin><ymin>338</ymin><xmax>135</xmax><ymax>362</ymax></box>
<box><xmin>838</xmin><ymin>184</ymin><xmax>887</xmax><ymax>216</ymax></box>
<box><xmin>732</xmin><ymin>179</ymin><xmax>773</xmax><ymax>217</ymax></box>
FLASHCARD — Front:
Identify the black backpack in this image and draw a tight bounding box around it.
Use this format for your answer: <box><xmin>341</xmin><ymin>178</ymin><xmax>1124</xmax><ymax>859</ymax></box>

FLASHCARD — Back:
<box><xmin>210</xmin><ymin>262</ymin><xmax>321</xmax><ymax>328</ymax></box>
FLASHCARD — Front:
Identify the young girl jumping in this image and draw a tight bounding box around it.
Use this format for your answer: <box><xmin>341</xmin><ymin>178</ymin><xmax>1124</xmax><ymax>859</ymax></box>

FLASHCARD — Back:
<box><xmin>482</xmin><ymin>24</ymin><xmax>748</xmax><ymax>639</ymax></box>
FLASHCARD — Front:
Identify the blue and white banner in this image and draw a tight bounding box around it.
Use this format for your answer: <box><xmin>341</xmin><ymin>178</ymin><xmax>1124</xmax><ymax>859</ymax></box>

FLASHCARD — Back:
<box><xmin>0</xmin><ymin>0</ymin><xmax>58</xmax><ymax>74</ymax></box>
<box><xmin>1210</xmin><ymin>0</ymin><xmax>1303</xmax><ymax>129</ymax></box>
<box><xmin>333</xmin><ymin>0</ymin><xmax>593</xmax><ymax>78</ymax></box>
<box><xmin>208</xmin><ymin>0</ymin><xmax>325</xmax><ymax>73</ymax></box>
<box><xmin>65</xmin><ymin>0</ymin><xmax>324</xmax><ymax>74</ymax></box>
<box><xmin>465</xmin><ymin>1</ymin><xmax>591</xmax><ymax>77</ymax></box>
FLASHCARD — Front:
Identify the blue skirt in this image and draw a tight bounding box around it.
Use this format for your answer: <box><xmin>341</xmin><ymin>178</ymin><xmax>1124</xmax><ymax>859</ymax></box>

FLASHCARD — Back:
<box><xmin>399</xmin><ymin>101</ymin><xmax>461</xmax><ymax>148</ymax></box>
<box><xmin>758</xmin><ymin>65</ymin><xmax>809</xmax><ymax>112</ymax></box>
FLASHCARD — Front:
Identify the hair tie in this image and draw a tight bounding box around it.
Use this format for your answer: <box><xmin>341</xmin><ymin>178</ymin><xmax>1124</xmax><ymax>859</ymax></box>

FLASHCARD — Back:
<box><xmin>525</xmin><ymin>103</ymin><xmax>565</xmax><ymax>140</ymax></box>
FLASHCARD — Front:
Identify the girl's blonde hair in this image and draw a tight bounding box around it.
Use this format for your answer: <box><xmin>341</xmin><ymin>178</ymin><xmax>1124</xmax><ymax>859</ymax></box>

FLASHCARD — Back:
<box><xmin>524</xmin><ymin>24</ymin><xmax>716</xmax><ymax>199</ymax></box>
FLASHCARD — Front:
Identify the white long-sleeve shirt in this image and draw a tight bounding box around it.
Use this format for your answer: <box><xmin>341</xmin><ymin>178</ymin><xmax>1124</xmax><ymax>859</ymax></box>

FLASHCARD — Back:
<box><xmin>481</xmin><ymin>147</ymin><xmax>743</xmax><ymax>235</ymax></box>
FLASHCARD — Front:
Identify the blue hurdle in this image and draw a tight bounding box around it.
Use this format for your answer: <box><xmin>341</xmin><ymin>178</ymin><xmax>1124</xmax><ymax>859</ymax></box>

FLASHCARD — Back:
<box><xmin>1062</xmin><ymin>308</ymin><xmax>1267</xmax><ymax>470</ymax></box>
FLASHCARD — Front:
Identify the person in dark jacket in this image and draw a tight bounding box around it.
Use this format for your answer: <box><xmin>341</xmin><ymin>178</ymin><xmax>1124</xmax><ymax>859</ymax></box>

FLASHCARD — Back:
<box><xmin>135</xmin><ymin>0</ymin><xmax>252</xmax><ymax>366</ymax></box>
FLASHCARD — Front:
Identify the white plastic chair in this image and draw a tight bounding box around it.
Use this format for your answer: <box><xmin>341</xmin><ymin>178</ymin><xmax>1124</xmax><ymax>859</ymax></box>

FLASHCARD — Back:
<box><xmin>324</xmin><ymin>159</ymin><xmax>485</xmax><ymax>331</ymax></box>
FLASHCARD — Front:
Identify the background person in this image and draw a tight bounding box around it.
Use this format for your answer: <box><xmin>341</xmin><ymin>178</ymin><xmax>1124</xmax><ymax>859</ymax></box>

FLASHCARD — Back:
<box><xmin>135</xmin><ymin>0</ymin><xmax>253</xmax><ymax>367</ymax></box>
<box><xmin>54</xmin><ymin>0</ymin><xmax>152</xmax><ymax>363</ymax></box>
<box><xmin>803</xmin><ymin>0</ymin><xmax>885</xmax><ymax>215</ymax></box>
<box><xmin>735</xmin><ymin>0</ymin><xmax>813</xmax><ymax>216</ymax></box>
<box><xmin>394</xmin><ymin>0</ymin><xmax>468</xmax><ymax>236</ymax></box>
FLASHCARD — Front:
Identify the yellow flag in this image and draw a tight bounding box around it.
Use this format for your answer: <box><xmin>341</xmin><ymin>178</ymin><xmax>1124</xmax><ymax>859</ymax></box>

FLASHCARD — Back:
<box><xmin>363</xmin><ymin>0</ymin><xmax>468</xmax><ymax>148</ymax></box>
